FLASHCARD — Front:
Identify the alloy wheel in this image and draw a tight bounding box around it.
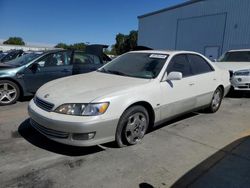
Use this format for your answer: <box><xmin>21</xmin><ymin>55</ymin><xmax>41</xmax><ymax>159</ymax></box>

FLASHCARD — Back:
<box><xmin>0</xmin><ymin>83</ymin><xmax>17</xmax><ymax>104</ymax></box>
<box><xmin>211</xmin><ymin>88</ymin><xmax>222</xmax><ymax>111</ymax></box>
<box><xmin>125</xmin><ymin>112</ymin><xmax>147</xmax><ymax>145</ymax></box>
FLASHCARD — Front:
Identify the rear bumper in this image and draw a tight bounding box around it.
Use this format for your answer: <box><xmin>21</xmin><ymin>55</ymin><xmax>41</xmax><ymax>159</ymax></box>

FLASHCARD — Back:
<box><xmin>224</xmin><ymin>85</ymin><xmax>231</xmax><ymax>96</ymax></box>
<box><xmin>28</xmin><ymin>99</ymin><xmax>119</xmax><ymax>146</ymax></box>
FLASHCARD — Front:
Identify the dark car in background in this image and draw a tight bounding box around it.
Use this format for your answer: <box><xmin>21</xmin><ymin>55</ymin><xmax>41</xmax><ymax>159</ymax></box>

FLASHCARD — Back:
<box><xmin>0</xmin><ymin>50</ymin><xmax>24</xmax><ymax>63</ymax></box>
<box><xmin>0</xmin><ymin>46</ymin><xmax>110</xmax><ymax>105</ymax></box>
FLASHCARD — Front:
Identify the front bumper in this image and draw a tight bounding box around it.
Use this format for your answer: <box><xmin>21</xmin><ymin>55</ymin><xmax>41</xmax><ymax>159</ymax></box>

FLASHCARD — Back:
<box><xmin>28</xmin><ymin>99</ymin><xmax>119</xmax><ymax>146</ymax></box>
<box><xmin>231</xmin><ymin>75</ymin><xmax>250</xmax><ymax>90</ymax></box>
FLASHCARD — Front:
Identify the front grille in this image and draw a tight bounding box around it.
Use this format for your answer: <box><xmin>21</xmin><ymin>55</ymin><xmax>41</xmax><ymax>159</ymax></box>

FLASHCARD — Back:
<box><xmin>234</xmin><ymin>71</ymin><xmax>250</xmax><ymax>76</ymax></box>
<box><xmin>237</xmin><ymin>84</ymin><xmax>250</xmax><ymax>89</ymax></box>
<box><xmin>30</xmin><ymin>119</ymin><xmax>69</xmax><ymax>139</ymax></box>
<box><xmin>34</xmin><ymin>97</ymin><xmax>54</xmax><ymax>112</ymax></box>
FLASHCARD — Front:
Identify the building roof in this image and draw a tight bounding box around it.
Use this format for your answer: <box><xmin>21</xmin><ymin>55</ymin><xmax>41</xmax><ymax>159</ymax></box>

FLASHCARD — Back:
<box><xmin>0</xmin><ymin>43</ymin><xmax>55</xmax><ymax>49</ymax></box>
<box><xmin>138</xmin><ymin>0</ymin><xmax>204</xmax><ymax>19</ymax></box>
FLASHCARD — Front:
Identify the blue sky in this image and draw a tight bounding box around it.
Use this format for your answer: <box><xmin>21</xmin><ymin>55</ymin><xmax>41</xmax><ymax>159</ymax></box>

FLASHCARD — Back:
<box><xmin>0</xmin><ymin>0</ymin><xmax>186</xmax><ymax>46</ymax></box>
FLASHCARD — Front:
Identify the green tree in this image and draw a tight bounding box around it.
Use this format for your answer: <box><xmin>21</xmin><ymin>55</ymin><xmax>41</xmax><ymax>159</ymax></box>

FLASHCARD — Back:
<box><xmin>113</xmin><ymin>30</ymin><xmax>138</xmax><ymax>55</ymax></box>
<box><xmin>104</xmin><ymin>48</ymin><xmax>110</xmax><ymax>55</ymax></box>
<box><xmin>55</xmin><ymin>42</ymin><xmax>86</xmax><ymax>50</ymax></box>
<box><xmin>110</xmin><ymin>45</ymin><xmax>116</xmax><ymax>55</ymax></box>
<box><xmin>114</xmin><ymin>33</ymin><xmax>126</xmax><ymax>55</ymax></box>
<box><xmin>3</xmin><ymin>37</ymin><xmax>25</xmax><ymax>45</ymax></box>
<box><xmin>70</xmin><ymin>43</ymin><xmax>86</xmax><ymax>50</ymax></box>
<box><xmin>128</xmin><ymin>30</ymin><xmax>138</xmax><ymax>50</ymax></box>
<box><xmin>55</xmin><ymin>43</ymin><xmax>69</xmax><ymax>49</ymax></box>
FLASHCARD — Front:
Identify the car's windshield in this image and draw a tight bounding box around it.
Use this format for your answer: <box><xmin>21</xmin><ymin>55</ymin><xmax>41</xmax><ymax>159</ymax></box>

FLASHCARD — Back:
<box><xmin>218</xmin><ymin>51</ymin><xmax>250</xmax><ymax>62</ymax></box>
<box><xmin>5</xmin><ymin>52</ymin><xmax>42</xmax><ymax>66</ymax></box>
<box><xmin>98</xmin><ymin>53</ymin><xmax>168</xmax><ymax>79</ymax></box>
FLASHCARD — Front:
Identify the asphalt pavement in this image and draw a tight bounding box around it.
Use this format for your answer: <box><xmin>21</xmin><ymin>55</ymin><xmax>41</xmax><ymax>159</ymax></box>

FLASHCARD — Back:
<box><xmin>0</xmin><ymin>93</ymin><xmax>250</xmax><ymax>188</ymax></box>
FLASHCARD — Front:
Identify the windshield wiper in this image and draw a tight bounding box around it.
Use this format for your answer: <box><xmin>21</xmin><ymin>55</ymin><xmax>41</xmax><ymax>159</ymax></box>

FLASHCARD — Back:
<box><xmin>98</xmin><ymin>68</ymin><xmax>108</xmax><ymax>73</ymax></box>
<box><xmin>99</xmin><ymin>68</ymin><xmax>128</xmax><ymax>76</ymax></box>
<box><xmin>107</xmin><ymin>70</ymin><xmax>128</xmax><ymax>76</ymax></box>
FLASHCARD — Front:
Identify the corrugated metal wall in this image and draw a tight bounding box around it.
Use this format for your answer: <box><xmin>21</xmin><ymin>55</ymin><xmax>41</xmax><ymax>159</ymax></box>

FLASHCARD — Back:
<box><xmin>138</xmin><ymin>0</ymin><xmax>250</xmax><ymax>56</ymax></box>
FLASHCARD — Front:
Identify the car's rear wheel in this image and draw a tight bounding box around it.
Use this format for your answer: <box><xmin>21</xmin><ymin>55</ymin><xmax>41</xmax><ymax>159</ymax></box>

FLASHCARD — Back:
<box><xmin>205</xmin><ymin>87</ymin><xmax>223</xmax><ymax>113</ymax></box>
<box><xmin>0</xmin><ymin>80</ymin><xmax>20</xmax><ymax>106</ymax></box>
<box><xmin>115</xmin><ymin>105</ymin><xmax>149</xmax><ymax>147</ymax></box>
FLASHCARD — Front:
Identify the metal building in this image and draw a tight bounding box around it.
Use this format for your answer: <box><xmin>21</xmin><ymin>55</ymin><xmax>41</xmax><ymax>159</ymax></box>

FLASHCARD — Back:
<box><xmin>138</xmin><ymin>0</ymin><xmax>250</xmax><ymax>60</ymax></box>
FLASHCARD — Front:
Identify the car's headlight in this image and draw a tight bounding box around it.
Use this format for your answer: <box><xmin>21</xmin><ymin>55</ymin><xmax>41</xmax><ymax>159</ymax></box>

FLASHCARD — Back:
<box><xmin>234</xmin><ymin>69</ymin><xmax>250</xmax><ymax>76</ymax></box>
<box><xmin>55</xmin><ymin>102</ymin><xmax>109</xmax><ymax>116</ymax></box>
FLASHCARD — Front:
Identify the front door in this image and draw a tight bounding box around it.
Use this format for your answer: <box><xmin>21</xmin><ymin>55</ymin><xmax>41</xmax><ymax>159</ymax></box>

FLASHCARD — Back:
<box><xmin>23</xmin><ymin>51</ymin><xmax>72</xmax><ymax>93</ymax></box>
<box><xmin>159</xmin><ymin>54</ymin><xmax>197</xmax><ymax>120</ymax></box>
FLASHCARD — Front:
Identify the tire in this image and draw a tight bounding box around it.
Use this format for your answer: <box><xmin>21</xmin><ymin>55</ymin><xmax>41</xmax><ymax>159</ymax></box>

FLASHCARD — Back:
<box><xmin>115</xmin><ymin>105</ymin><xmax>149</xmax><ymax>148</ymax></box>
<box><xmin>0</xmin><ymin>80</ymin><xmax>20</xmax><ymax>106</ymax></box>
<box><xmin>205</xmin><ymin>87</ymin><xmax>223</xmax><ymax>113</ymax></box>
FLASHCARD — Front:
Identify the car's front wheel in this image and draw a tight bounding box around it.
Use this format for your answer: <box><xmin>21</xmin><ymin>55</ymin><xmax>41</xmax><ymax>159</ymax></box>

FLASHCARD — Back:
<box><xmin>116</xmin><ymin>105</ymin><xmax>149</xmax><ymax>147</ymax></box>
<box><xmin>0</xmin><ymin>80</ymin><xmax>20</xmax><ymax>106</ymax></box>
<box><xmin>205</xmin><ymin>86</ymin><xmax>223</xmax><ymax>113</ymax></box>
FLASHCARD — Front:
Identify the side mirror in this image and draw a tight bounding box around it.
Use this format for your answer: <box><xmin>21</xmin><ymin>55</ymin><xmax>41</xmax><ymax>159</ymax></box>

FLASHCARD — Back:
<box><xmin>162</xmin><ymin>71</ymin><xmax>182</xmax><ymax>81</ymax></box>
<box><xmin>29</xmin><ymin>63</ymin><xmax>39</xmax><ymax>73</ymax></box>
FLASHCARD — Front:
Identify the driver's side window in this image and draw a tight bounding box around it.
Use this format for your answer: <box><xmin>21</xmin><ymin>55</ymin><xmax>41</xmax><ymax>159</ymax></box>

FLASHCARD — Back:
<box><xmin>37</xmin><ymin>51</ymin><xmax>71</xmax><ymax>68</ymax></box>
<box><xmin>167</xmin><ymin>54</ymin><xmax>192</xmax><ymax>77</ymax></box>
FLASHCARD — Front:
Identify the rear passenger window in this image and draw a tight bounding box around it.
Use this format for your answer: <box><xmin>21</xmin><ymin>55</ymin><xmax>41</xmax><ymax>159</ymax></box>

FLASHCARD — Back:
<box><xmin>167</xmin><ymin>55</ymin><xmax>192</xmax><ymax>77</ymax></box>
<box><xmin>73</xmin><ymin>52</ymin><xmax>102</xmax><ymax>65</ymax></box>
<box><xmin>188</xmin><ymin>54</ymin><xmax>214</xmax><ymax>75</ymax></box>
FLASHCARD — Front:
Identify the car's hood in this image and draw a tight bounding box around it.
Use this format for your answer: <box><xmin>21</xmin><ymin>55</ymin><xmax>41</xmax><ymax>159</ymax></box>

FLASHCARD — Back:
<box><xmin>215</xmin><ymin>62</ymin><xmax>250</xmax><ymax>71</ymax></box>
<box><xmin>0</xmin><ymin>63</ymin><xmax>16</xmax><ymax>70</ymax></box>
<box><xmin>36</xmin><ymin>71</ymin><xmax>150</xmax><ymax>106</ymax></box>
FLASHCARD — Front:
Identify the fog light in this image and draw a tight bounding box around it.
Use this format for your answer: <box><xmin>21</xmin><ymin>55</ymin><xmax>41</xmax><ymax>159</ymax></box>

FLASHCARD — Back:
<box><xmin>72</xmin><ymin>132</ymin><xmax>96</xmax><ymax>140</ymax></box>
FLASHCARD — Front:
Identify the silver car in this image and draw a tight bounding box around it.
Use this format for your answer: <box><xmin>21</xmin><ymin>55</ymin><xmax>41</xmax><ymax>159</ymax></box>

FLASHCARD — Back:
<box><xmin>28</xmin><ymin>50</ymin><xmax>230</xmax><ymax>147</ymax></box>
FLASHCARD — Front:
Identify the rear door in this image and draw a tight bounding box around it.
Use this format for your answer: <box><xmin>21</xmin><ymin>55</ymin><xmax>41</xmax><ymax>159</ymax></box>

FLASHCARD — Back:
<box><xmin>23</xmin><ymin>51</ymin><xmax>73</xmax><ymax>93</ymax></box>
<box><xmin>72</xmin><ymin>52</ymin><xmax>103</xmax><ymax>74</ymax></box>
<box><xmin>187</xmin><ymin>54</ymin><xmax>217</xmax><ymax>107</ymax></box>
<box><xmin>159</xmin><ymin>54</ymin><xmax>197</xmax><ymax>119</ymax></box>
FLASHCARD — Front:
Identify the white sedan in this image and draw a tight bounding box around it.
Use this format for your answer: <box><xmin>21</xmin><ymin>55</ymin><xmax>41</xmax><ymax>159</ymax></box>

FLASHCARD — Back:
<box><xmin>28</xmin><ymin>50</ymin><xmax>230</xmax><ymax>147</ymax></box>
<box><xmin>216</xmin><ymin>49</ymin><xmax>250</xmax><ymax>90</ymax></box>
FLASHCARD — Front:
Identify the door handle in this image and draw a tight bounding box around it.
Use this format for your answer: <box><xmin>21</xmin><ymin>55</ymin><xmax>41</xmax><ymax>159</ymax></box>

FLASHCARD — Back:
<box><xmin>61</xmin><ymin>69</ymin><xmax>70</xmax><ymax>73</ymax></box>
<box><xmin>189</xmin><ymin>83</ymin><xmax>195</xmax><ymax>86</ymax></box>
<box><xmin>213</xmin><ymin>78</ymin><xmax>217</xmax><ymax>81</ymax></box>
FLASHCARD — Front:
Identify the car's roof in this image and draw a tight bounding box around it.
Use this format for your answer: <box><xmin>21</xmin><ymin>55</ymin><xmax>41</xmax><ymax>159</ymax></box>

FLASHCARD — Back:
<box><xmin>129</xmin><ymin>50</ymin><xmax>200</xmax><ymax>55</ymax></box>
<box><xmin>41</xmin><ymin>49</ymin><xmax>66</xmax><ymax>54</ymax></box>
<box><xmin>228</xmin><ymin>49</ymin><xmax>250</xmax><ymax>52</ymax></box>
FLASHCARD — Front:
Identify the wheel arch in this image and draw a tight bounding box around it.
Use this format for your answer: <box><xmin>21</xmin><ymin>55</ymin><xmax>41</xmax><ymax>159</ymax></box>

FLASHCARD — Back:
<box><xmin>217</xmin><ymin>85</ymin><xmax>225</xmax><ymax>96</ymax></box>
<box><xmin>124</xmin><ymin>101</ymin><xmax>155</xmax><ymax>130</ymax></box>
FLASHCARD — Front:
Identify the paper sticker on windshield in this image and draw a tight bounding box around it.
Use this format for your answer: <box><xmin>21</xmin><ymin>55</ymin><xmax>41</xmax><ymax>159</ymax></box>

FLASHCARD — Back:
<box><xmin>149</xmin><ymin>54</ymin><xmax>167</xmax><ymax>59</ymax></box>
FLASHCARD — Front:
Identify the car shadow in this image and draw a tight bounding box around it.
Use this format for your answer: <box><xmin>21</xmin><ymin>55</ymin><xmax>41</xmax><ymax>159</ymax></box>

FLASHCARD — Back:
<box><xmin>138</xmin><ymin>136</ymin><xmax>250</xmax><ymax>188</ymax></box>
<box><xmin>18</xmin><ymin>119</ymin><xmax>104</xmax><ymax>156</ymax></box>
<box><xmin>226</xmin><ymin>89</ymin><xmax>250</xmax><ymax>98</ymax></box>
<box><xmin>148</xmin><ymin>112</ymin><xmax>199</xmax><ymax>134</ymax></box>
<box><xmin>139</xmin><ymin>183</ymin><xmax>154</xmax><ymax>188</ymax></box>
<box><xmin>18</xmin><ymin>96</ymin><xmax>33</xmax><ymax>102</ymax></box>
<box><xmin>102</xmin><ymin>112</ymin><xmax>199</xmax><ymax>149</ymax></box>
